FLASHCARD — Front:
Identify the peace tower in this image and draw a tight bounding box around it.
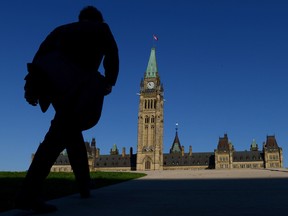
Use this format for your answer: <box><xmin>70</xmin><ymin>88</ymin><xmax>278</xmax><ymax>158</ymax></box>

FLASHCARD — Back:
<box><xmin>136</xmin><ymin>47</ymin><xmax>164</xmax><ymax>170</ymax></box>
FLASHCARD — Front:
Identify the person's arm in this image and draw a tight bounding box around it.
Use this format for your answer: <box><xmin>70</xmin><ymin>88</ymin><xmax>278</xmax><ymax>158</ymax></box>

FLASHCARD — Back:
<box><xmin>102</xmin><ymin>23</ymin><xmax>119</xmax><ymax>87</ymax></box>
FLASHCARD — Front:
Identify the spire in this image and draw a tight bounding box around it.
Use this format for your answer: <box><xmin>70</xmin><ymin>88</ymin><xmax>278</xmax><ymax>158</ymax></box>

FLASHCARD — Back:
<box><xmin>170</xmin><ymin>123</ymin><xmax>182</xmax><ymax>154</ymax></box>
<box><xmin>145</xmin><ymin>47</ymin><xmax>158</xmax><ymax>78</ymax></box>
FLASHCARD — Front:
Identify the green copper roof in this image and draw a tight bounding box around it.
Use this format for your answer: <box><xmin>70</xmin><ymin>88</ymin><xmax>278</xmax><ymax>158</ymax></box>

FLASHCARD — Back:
<box><xmin>145</xmin><ymin>47</ymin><xmax>158</xmax><ymax>78</ymax></box>
<box><xmin>112</xmin><ymin>144</ymin><xmax>118</xmax><ymax>151</ymax></box>
<box><xmin>251</xmin><ymin>139</ymin><xmax>257</xmax><ymax>148</ymax></box>
<box><xmin>170</xmin><ymin>130</ymin><xmax>182</xmax><ymax>153</ymax></box>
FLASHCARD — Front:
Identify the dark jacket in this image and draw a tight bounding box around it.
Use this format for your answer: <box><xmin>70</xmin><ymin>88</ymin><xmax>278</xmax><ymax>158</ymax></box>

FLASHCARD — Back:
<box><xmin>25</xmin><ymin>21</ymin><xmax>119</xmax><ymax>112</ymax></box>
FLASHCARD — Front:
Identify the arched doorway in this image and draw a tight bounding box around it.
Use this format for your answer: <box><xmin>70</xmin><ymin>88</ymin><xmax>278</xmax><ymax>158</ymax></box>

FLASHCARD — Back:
<box><xmin>145</xmin><ymin>160</ymin><xmax>151</xmax><ymax>170</ymax></box>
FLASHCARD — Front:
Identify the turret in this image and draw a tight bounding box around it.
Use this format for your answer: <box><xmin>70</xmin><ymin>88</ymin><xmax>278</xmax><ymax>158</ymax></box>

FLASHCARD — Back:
<box><xmin>189</xmin><ymin>145</ymin><xmax>192</xmax><ymax>156</ymax></box>
<box><xmin>250</xmin><ymin>139</ymin><xmax>258</xmax><ymax>151</ymax></box>
<box><xmin>263</xmin><ymin>135</ymin><xmax>283</xmax><ymax>168</ymax></box>
<box><xmin>110</xmin><ymin>144</ymin><xmax>119</xmax><ymax>155</ymax></box>
<box><xmin>91</xmin><ymin>138</ymin><xmax>96</xmax><ymax>157</ymax></box>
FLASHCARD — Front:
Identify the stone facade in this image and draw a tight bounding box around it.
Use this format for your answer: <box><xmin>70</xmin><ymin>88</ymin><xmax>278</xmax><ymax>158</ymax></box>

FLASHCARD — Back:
<box><xmin>136</xmin><ymin>47</ymin><xmax>164</xmax><ymax>171</ymax></box>
<box><xmin>214</xmin><ymin>134</ymin><xmax>283</xmax><ymax>169</ymax></box>
<box><xmin>50</xmin><ymin>133</ymin><xmax>283</xmax><ymax>172</ymax></box>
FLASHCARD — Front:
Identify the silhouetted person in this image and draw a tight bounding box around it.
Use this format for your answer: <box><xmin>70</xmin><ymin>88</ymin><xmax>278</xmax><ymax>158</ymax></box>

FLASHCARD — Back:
<box><xmin>16</xmin><ymin>6</ymin><xmax>119</xmax><ymax>213</ymax></box>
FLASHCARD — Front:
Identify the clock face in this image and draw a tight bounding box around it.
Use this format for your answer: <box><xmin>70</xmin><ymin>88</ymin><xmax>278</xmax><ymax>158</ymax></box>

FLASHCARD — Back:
<box><xmin>147</xmin><ymin>81</ymin><xmax>155</xmax><ymax>89</ymax></box>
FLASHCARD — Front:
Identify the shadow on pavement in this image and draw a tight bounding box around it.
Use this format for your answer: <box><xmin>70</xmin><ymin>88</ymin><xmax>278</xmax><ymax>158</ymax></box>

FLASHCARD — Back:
<box><xmin>3</xmin><ymin>177</ymin><xmax>288</xmax><ymax>216</ymax></box>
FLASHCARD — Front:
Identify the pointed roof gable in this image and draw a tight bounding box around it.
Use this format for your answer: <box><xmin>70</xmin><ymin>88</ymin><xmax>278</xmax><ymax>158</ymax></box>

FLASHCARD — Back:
<box><xmin>145</xmin><ymin>47</ymin><xmax>158</xmax><ymax>78</ymax></box>
<box><xmin>217</xmin><ymin>134</ymin><xmax>230</xmax><ymax>151</ymax></box>
<box><xmin>170</xmin><ymin>124</ymin><xmax>182</xmax><ymax>153</ymax></box>
<box><xmin>265</xmin><ymin>135</ymin><xmax>279</xmax><ymax>150</ymax></box>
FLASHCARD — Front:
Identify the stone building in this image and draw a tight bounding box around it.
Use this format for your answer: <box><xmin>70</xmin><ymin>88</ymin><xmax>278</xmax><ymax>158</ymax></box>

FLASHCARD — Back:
<box><xmin>50</xmin><ymin>47</ymin><xmax>283</xmax><ymax>172</ymax></box>
<box><xmin>214</xmin><ymin>134</ymin><xmax>283</xmax><ymax>169</ymax></box>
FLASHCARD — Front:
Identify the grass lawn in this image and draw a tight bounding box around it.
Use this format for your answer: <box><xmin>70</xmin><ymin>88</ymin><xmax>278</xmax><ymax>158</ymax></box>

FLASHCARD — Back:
<box><xmin>0</xmin><ymin>171</ymin><xmax>146</xmax><ymax>213</ymax></box>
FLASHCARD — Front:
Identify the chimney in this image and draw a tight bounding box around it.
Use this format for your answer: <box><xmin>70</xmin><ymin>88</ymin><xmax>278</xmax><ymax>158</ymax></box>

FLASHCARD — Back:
<box><xmin>181</xmin><ymin>146</ymin><xmax>185</xmax><ymax>156</ymax></box>
<box><xmin>96</xmin><ymin>148</ymin><xmax>100</xmax><ymax>158</ymax></box>
<box><xmin>122</xmin><ymin>147</ymin><xmax>126</xmax><ymax>157</ymax></box>
<box><xmin>189</xmin><ymin>145</ymin><xmax>192</xmax><ymax>156</ymax></box>
<box><xmin>130</xmin><ymin>147</ymin><xmax>133</xmax><ymax>156</ymax></box>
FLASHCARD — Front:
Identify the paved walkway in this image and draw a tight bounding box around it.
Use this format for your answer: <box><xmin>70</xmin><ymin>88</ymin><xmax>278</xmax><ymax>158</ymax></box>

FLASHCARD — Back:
<box><xmin>2</xmin><ymin>169</ymin><xmax>288</xmax><ymax>216</ymax></box>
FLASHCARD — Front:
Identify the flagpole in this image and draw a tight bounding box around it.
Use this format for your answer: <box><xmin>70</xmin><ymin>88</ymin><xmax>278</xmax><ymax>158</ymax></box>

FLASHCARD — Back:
<box><xmin>152</xmin><ymin>34</ymin><xmax>158</xmax><ymax>48</ymax></box>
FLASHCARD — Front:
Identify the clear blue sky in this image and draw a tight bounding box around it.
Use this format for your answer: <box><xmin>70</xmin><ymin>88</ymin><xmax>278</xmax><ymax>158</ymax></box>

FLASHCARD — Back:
<box><xmin>0</xmin><ymin>0</ymin><xmax>287</xmax><ymax>171</ymax></box>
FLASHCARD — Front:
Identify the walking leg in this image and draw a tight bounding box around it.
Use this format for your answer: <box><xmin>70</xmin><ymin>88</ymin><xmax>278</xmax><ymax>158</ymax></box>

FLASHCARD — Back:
<box><xmin>66</xmin><ymin>131</ymin><xmax>91</xmax><ymax>198</ymax></box>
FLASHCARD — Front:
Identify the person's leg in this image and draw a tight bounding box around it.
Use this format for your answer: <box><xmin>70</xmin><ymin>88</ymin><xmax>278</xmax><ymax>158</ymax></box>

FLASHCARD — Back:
<box><xmin>16</xmin><ymin>116</ymin><xmax>66</xmax><ymax>212</ymax></box>
<box><xmin>66</xmin><ymin>131</ymin><xmax>91</xmax><ymax>198</ymax></box>
<box><xmin>66</xmin><ymin>81</ymin><xmax>105</xmax><ymax>197</ymax></box>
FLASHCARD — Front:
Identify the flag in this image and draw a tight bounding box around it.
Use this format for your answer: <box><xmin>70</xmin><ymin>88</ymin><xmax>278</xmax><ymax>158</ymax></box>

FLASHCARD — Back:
<box><xmin>153</xmin><ymin>34</ymin><xmax>158</xmax><ymax>41</ymax></box>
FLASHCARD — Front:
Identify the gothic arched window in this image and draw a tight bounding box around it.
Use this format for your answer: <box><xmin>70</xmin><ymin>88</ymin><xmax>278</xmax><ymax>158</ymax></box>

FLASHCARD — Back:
<box><xmin>145</xmin><ymin>116</ymin><xmax>149</xmax><ymax>123</ymax></box>
<box><xmin>151</xmin><ymin>115</ymin><xmax>155</xmax><ymax>123</ymax></box>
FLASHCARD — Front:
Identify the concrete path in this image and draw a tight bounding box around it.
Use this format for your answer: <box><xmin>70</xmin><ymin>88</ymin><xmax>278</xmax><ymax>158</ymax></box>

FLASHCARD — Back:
<box><xmin>2</xmin><ymin>169</ymin><xmax>288</xmax><ymax>216</ymax></box>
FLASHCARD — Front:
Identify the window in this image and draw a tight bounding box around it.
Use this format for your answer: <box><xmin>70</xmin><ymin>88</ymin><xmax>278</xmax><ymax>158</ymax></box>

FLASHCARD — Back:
<box><xmin>151</xmin><ymin>115</ymin><xmax>155</xmax><ymax>123</ymax></box>
<box><xmin>145</xmin><ymin>116</ymin><xmax>149</xmax><ymax>123</ymax></box>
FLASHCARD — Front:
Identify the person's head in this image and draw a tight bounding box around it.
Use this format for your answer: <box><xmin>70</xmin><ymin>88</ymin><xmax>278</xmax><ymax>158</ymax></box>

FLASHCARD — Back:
<box><xmin>78</xmin><ymin>6</ymin><xmax>104</xmax><ymax>22</ymax></box>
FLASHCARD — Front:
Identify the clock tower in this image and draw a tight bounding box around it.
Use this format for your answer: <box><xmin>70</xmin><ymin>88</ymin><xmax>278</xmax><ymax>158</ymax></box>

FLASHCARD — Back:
<box><xmin>136</xmin><ymin>47</ymin><xmax>164</xmax><ymax>170</ymax></box>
